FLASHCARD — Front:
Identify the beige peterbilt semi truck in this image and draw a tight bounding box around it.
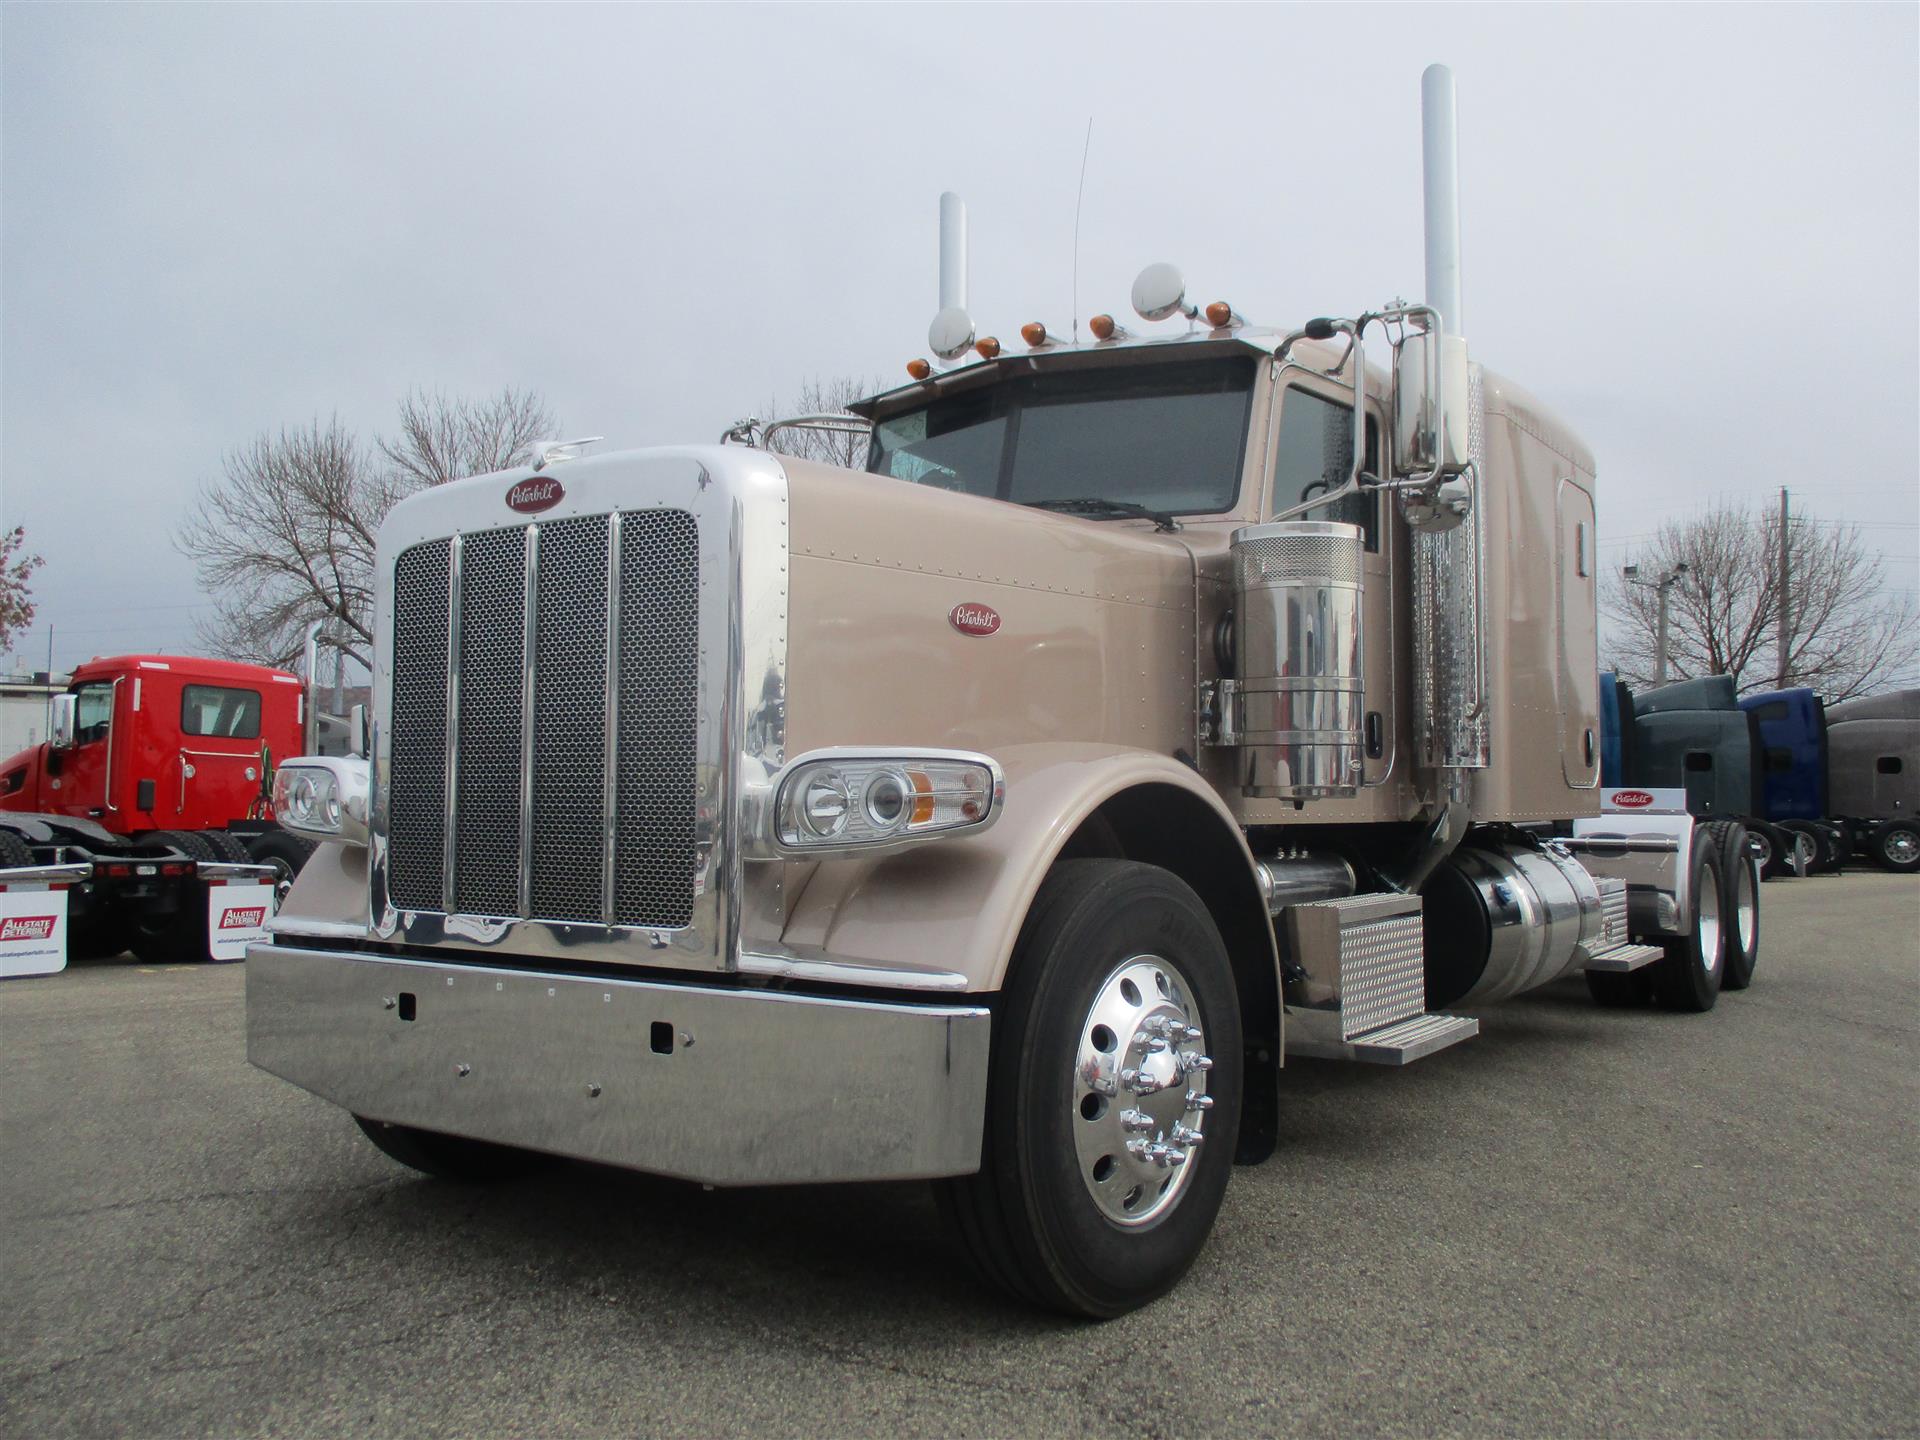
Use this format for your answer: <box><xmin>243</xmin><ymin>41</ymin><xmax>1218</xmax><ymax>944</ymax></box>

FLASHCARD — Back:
<box><xmin>247</xmin><ymin>68</ymin><xmax>1761</xmax><ymax>1318</ymax></box>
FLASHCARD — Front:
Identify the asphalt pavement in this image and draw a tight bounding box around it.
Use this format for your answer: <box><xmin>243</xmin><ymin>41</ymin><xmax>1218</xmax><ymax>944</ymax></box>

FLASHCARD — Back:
<box><xmin>3</xmin><ymin>870</ymin><xmax>1916</xmax><ymax>1438</ymax></box>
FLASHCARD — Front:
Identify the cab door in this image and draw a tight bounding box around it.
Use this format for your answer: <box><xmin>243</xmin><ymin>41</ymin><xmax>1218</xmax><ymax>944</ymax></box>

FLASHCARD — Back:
<box><xmin>53</xmin><ymin>680</ymin><xmax>120</xmax><ymax>819</ymax></box>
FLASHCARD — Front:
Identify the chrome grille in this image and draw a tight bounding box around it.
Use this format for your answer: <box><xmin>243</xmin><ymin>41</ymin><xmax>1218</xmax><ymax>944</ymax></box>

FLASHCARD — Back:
<box><xmin>388</xmin><ymin>544</ymin><xmax>449</xmax><ymax>911</ymax></box>
<box><xmin>387</xmin><ymin>509</ymin><xmax>699</xmax><ymax>929</ymax></box>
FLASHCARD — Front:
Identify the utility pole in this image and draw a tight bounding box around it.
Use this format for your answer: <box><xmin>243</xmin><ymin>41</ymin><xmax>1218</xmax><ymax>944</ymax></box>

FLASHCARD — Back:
<box><xmin>1624</xmin><ymin>561</ymin><xmax>1690</xmax><ymax>686</ymax></box>
<box><xmin>1776</xmin><ymin>487</ymin><xmax>1791</xmax><ymax>688</ymax></box>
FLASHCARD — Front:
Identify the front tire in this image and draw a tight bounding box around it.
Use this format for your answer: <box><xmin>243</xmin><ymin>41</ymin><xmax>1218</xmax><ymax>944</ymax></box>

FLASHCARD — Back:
<box><xmin>353</xmin><ymin>1116</ymin><xmax>552</xmax><ymax>1181</ymax></box>
<box><xmin>937</xmin><ymin>860</ymin><xmax>1243</xmax><ymax>1319</ymax></box>
<box><xmin>1873</xmin><ymin>822</ymin><xmax>1920</xmax><ymax>875</ymax></box>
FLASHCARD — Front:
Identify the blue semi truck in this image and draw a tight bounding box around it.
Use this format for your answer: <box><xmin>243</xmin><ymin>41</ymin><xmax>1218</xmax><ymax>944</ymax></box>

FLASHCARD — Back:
<box><xmin>1600</xmin><ymin>676</ymin><xmax>1919</xmax><ymax>876</ymax></box>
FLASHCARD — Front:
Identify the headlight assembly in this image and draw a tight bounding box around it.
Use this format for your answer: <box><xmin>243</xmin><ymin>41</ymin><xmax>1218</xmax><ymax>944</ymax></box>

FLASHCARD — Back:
<box><xmin>272</xmin><ymin>757</ymin><xmax>371</xmax><ymax>847</ymax></box>
<box><xmin>772</xmin><ymin>749</ymin><xmax>1002</xmax><ymax>853</ymax></box>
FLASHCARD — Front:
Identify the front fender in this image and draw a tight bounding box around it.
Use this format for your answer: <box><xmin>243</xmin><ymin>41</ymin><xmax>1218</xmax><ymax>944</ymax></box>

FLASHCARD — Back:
<box><xmin>775</xmin><ymin>742</ymin><xmax>1270</xmax><ymax>993</ymax></box>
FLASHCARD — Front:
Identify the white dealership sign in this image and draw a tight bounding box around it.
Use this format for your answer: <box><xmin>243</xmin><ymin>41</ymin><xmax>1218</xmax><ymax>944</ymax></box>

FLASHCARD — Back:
<box><xmin>0</xmin><ymin>888</ymin><xmax>69</xmax><ymax>979</ymax></box>
<box><xmin>206</xmin><ymin>882</ymin><xmax>276</xmax><ymax>963</ymax></box>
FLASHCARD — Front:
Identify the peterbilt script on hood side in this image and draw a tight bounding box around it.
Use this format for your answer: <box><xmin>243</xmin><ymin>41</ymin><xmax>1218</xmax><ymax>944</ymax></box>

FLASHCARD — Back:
<box><xmin>247</xmin><ymin>68</ymin><xmax>1760</xmax><ymax>1317</ymax></box>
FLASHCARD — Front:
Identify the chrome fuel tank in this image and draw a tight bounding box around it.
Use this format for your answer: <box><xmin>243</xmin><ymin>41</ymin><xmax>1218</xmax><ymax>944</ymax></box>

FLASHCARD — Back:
<box><xmin>1422</xmin><ymin>841</ymin><xmax>1608</xmax><ymax>1007</ymax></box>
<box><xmin>1230</xmin><ymin>520</ymin><xmax>1364</xmax><ymax>799</ymax></box>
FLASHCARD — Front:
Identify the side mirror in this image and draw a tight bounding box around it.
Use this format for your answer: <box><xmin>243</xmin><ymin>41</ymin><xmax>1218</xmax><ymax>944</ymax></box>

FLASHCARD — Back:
<box><xmin>348</xmin><ymin>703</ymin><xmax>369</xmax><ymax>760</ymax></box>
<box><xmin>50</xmin><ymin>694</ymin><xmax>77</xmax><ymax>750</ymax></box>
<box><xmin>1393</xmin><ymin>329</ymin><xmax>1471</xmax><ymax>477</ymax></box>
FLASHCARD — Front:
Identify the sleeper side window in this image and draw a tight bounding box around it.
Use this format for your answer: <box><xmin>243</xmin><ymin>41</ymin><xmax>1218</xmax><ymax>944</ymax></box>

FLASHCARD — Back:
<box><xmin>1270</xmin><ymin>386</ymin><xmax>1378</xmax><ymax>549</ymax></box>
<box><xmin>181</xmin><ymin>684</ymin><xmax>262</xmax><ymax>739</ymax></box>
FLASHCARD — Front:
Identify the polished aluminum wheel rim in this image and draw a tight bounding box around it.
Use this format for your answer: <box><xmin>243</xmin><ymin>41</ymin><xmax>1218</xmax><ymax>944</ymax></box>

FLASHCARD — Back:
<box><xmin>1696</xmin><ymin>870</ymin><xmax>1723</xmax><ymax>977</ymax></box>
<box><xmin>1886</xmin><ymin>831</ymin><xmax>1918</xmax><ymax>866</ymax></box>
<box><xmin>1732</xmin><ymin>856</ymin><xmax>1757</xmax><ymax>957</ymax></box>
<box><xmin>1072</xmin><ymin>954</ymin><xmax>1211</xmax><ymax>1227</ymax></box>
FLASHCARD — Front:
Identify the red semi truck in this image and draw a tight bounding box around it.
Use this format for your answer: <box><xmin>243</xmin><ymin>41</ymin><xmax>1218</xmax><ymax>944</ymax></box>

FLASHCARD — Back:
<box><xmin>0</xmin><ymin>653</ymin><xmax>321</xmax><ymax>960</ymax></box>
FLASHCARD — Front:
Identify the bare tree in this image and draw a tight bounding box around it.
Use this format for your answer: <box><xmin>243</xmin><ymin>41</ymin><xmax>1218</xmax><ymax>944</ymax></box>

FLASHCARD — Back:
<box><xmin>180</xmin><ymin>388</ymin><xmax>554</xmax><ymax>669</ymax></box>
<box><xmin>1602</xmin><ymin>499</ymin><xmax>1918</xmax><ymax>701</ymax></box>
<box><xmin>0</xmin><ymin>525</ymin><xmax>45</xmax><ymax>655</ymax></box>
<box><xmin>761</xmin><ymin>375</ymin><xmax>881</xmax><ymax>470</ymax></box>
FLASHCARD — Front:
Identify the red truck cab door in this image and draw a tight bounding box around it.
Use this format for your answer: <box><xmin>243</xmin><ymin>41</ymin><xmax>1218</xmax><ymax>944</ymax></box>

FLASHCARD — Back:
<box><xmin>53</xmin><ymin>679</ymin><xmax>120</xmax><ymax>820</ymax></box>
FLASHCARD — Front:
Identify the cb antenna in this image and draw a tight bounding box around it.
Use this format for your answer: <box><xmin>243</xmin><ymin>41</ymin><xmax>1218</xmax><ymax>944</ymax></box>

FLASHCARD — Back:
<box><xmin>1071</xmin><ymin>118</ymin><xmax>1092</xmax><ymax>342</ymax></box>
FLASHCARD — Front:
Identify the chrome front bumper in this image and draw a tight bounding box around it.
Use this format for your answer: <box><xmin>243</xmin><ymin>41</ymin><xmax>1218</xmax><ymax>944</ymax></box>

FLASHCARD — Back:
<box><xmin>246</xmin><ymin>943</ymin><xmax>991</xmax><ymax>1186</ymax></box>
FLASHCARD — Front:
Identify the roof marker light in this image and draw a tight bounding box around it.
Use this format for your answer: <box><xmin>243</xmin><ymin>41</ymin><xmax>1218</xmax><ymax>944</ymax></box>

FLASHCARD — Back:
<box><xmin>1089</xmin><ymin>314</ymin><xmax>1130</xmax><ymax>342</ymax></box>
<box><xmin>974</xmin><ymin>336</ymin><xmax>1002</xmax><ymax>360</ymax></box>
<box><xmin>906</xmin><ymin>358</ymin><xmax>932</xmax><ymax>380</ymax></box>
<box><xmin>1020</xmin><ymin>322</ymin><xmax>1056</xmax><ymax>348</ymax></box>
<box><xmin>1204</xmin><ymin>301</ymin><xmax>1245</xmax><ymax>329</ymax></box>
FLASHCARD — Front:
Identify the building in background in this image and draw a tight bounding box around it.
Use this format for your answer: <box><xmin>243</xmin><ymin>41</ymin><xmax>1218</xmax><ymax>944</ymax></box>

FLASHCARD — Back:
<box><xmin>0</xmin><ymin>671</ymin><xmax>68</xmax><ymax>755</ymax></box>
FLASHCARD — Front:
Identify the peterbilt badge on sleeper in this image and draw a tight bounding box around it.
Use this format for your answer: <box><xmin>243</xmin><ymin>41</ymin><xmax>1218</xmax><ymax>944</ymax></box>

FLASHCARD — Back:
<box><xmin>506</xmin><ymin>477</ymin><xmax>565</xmax><ymax>514</ymax></box>
<box><xmin>949</xmin><ymin>603</ymin><xmax>1001</xmax><ymax>637</ymax></box>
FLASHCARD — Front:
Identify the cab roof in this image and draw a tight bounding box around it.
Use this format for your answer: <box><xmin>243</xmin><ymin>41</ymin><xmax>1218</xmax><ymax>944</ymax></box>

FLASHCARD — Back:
<box><xmin>71</xmin><ymin>654</ymin><xmax>303</xmax><ymax>688</ymax></box>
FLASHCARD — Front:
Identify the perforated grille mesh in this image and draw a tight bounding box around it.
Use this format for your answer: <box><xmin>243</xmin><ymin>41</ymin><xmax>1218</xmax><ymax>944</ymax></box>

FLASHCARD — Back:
<box><xmin>385</xmin><ymin>510</ymin><xmax>700</xmax><ymax>930</ymax></box>
<box><xmin>613</xmin><ymin>511</ymin><xmax>700</xmax><ymax>928</ymax></box>
<box><xmin>452</xmin><ymin>528</ymin><xmax>527</xmax><ymax>916</ymax></box>
<box><xmin>1234</xmin><ymin>529</ymin><xmax>1362</xmax><ymax>588</ymax></box>
<box><xmin>388</xmin><ymin>542</ymin><xmax>449</xmax><ymax>910</ymax></box>
<box><xmin>530</xmin><ymin>515</ymin><xmax>610</xmax><ymax>921</ymax></box>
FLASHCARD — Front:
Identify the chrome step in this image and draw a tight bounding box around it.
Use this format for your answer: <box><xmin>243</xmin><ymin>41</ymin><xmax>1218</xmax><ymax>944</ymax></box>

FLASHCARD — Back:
<box><xmin>1582</xmin><ymin>942</ymin><xmax>1664</xmax><ymax>974</ymax></box>
<box><xmin>1287</xmin><ymin>1010</ymin><xmax>1479</xmax><ymax>1065</ymax></box>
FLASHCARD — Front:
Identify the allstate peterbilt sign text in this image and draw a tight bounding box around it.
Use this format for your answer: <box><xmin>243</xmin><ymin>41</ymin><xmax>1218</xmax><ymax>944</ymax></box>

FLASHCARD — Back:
<box><xmin>0</xmin><ymin>890</ymin><xmax>68</xmax><ymax>979</ymax></box>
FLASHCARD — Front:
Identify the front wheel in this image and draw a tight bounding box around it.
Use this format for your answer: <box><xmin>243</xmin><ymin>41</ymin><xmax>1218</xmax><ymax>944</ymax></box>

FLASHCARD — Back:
<box><xmin>1874</xmin><ymin>822</ymin><xmax>1920</xmax><ymax>875</ymax></box>
<box><xmin>937</xmin><ymin>860</ymin><xmax>1243</xmax><ymax>1319</ymax></box>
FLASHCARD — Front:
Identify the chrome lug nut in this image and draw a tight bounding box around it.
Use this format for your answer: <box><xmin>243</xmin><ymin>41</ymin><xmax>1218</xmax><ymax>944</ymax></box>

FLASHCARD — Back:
<box><xmin>1186</xmin><ymin>1091</ymin><xmax>1214</xmax><ymax>1111</ymax></box>
<box><xmin>1172</xmin><ymin>1123</ymin><xmax>1204</xmax><ymax>1147</ymax></box>
<box><xmin>1120</xmin><ymin>1108</ymin><xmax>1155</xmax><ymax>1134</ymax></box>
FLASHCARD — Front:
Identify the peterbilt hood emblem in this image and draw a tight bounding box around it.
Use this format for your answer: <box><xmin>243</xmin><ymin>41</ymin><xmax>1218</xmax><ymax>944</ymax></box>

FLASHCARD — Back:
<box><xmin>506</xmin><ymin>477</ymin><xmax>565</xmax><ymax>514</ymax></box>
<box><xmin>949</xmin><ymin>603</ymin><xmax>1001</xmax><ymax>637</ymax></box>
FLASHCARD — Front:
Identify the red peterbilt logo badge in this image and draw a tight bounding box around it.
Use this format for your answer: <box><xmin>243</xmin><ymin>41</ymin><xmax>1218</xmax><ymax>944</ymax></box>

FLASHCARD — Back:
<box><xmin>1610</xmin><ymin>790</ymin><xmax>1655</xmax><ymax>809</ymax></box>
<box><xmin>506</xmin><ymin>477</ymin><xmax>564</xmax><ymax>514</ymax></box>
<box><xmin>219</xmin><ymin>907</ymin><xmax>267</xmax><ymax>931</ymax></box>
<box><xmin>0</xmin><ymin>916</ymin><xmax>57</xmax><ymax>942</ymax></box>
<box><xmin>948</xmin><ymin>603</ymin><xmax>1001</xmax><ymax>637</ymax></box>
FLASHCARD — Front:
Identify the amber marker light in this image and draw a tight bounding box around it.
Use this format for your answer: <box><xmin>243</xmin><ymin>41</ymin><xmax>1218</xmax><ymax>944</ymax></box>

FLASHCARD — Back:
<box><xmin>1021</xmin><ymin>321</ymin><xmax>1049</xmax><ymax>347</ymax></box>
<box><xmin>908</xmin><ymin>770</ymin><xmax>936</xmax><ymax>826</ymax></box>
<box><xmin>1089</xmin><ymin>314</ymin><xmax>1116</xmax><ymax>341</ymax></box>
<box><xmin>1205</xmin><ymin>301</ymin><xmax>1235</xmax><ymax>328</ymax></box>
<box><xmin>906</xmin><ymin>358</ymin><xmax>932</xmax><ymax>380</ymax></box>
<box><xmin>975</xmin><ymin>336</ymin><xmax>1002</xmax><ymax>359</ymax></box>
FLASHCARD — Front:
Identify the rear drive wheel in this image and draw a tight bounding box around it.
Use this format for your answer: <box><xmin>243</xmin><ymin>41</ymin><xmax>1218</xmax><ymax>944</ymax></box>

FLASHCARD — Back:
<box><xmin>936</xmin><ymin>860</ymin><xmax>1243</xmax><ymax>1318</ymax></box>
<box><xmin>1874</xmin><ymin>822</ymin><xmax>1920</xmax><ymax>874</ymax></box>
<box><xmin>1652</xmin><ymin>828</ymin><xmax>1725</xmax><ymax>1012</ymax></box>
<box><xmin>1718</xmin><ymin>824</ymin><xmax>1761</xmax><ymax>991</ymax></box>
<box><xmin>1748</xmin><ymin>824</ymin><xmax>1779</xmax><ymax>878</ymax></box>
<box><xmin>0</xmin><ymin>830</ymin><xmax>33</xmax><ymax>868</ymax></box>
<box><xmin>129</xmin><ymin>830</ymin><xmax>219</xmax><ymax>963</ymax></box>
<box><xmin>353</xmin><ymin>1116</ymin><xmax>552</xmax><ymax>1181</ymax></box>
<box><xmin>200</xmin><ymin>829</ymin><xmax>252</xmax><ymax>864</ymax></box>
<box><xmin>248</xmin><ymin>828</ymin><xmax>318</xmax><ymax>899</ymax></box>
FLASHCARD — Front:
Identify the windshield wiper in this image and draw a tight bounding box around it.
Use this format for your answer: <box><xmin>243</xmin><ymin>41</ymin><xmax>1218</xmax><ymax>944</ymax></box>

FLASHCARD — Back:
<box><xmin>1026</xmin><ymin>497</ymin><xmax>1181</xmax><ymax>532</ymax></box>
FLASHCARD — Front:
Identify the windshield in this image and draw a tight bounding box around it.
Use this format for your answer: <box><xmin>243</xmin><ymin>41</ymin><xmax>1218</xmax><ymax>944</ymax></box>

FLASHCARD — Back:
<box><xmin>867</xmin><ymin>356</ymin><xmax>1256</xmax><ymax>514</ymax></box>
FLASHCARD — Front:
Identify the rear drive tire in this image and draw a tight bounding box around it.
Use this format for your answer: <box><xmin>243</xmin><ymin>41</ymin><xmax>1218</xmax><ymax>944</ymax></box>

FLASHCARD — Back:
<box><xmin>353</xmin><ymin>1116</ymin><xmax>553</xmax><ymax>1181</ymax></box>
<box><xmin>1652</xmin><ymin>827</ymin><xmax>1726</xmax><ymax>1012</ymax></box>
<box><xmin>129</xmin><ymin>831</ymin><xmax>219</xmax><ymax>963</ymax></box>
<box><xmin>200</xmin><ymin>829</ymin><xmax>252</xmax><ymax>864</ymax></box>
<box><xmin>0</xmin><ymin>830</ymin><xmax>33</xmax><ymax>868</ymax></box>
<box><xmin>1874</xmin><ymin>822</ymin><xmax>1920</xmax><ymax>874</ymax></box>
<box><xmin>248</xmin><ymin>828</ymin><xmax>318</xmax><ymax>897</ymax></box>
<box><xmin>936</xmin><ymin>860</ymin><xmax>1243</xmax><ymax>1319</ymax></box>
<box><xmin>1718</xmin><ymin>824</ymin><xmax>1761</xmax><ymax>991</ymax></box>
<box><xmin>1586</xmin><ymin>969</ymin><xmax>1653</xmax><ymax>1007</ymax></box>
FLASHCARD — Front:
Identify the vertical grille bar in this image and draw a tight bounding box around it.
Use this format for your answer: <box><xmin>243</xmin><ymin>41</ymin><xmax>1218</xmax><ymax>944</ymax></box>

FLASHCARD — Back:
<box><xmin>529</xmin><ymin>516</ymin><xmax>610</xmax><ymax>921</ymax></box>
<box><xmin>452</xmin><ymin>528</ymin><xmax>527</xmax><ymax>915</ymax></box>
<box><xmin>517</xmin><ymin>523</ymin><xmax>540</xmax><ymax>919</ymax></box>
<box><xmin>442</xmin><ymin>533</ymin><xmax>463</xmax><ymax>910</ymax></box>
<box><xmin>600</xmin><ymin>512</ymin><xmax>623</xmax><ymax>926</ymax></box>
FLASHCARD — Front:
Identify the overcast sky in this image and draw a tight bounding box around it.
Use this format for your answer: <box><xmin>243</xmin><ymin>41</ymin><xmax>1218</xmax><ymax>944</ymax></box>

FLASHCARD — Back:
<box><xmin>3</xmin><ymin>3</ymin><xmax>1915</xmax><ymax>677</ymax></box>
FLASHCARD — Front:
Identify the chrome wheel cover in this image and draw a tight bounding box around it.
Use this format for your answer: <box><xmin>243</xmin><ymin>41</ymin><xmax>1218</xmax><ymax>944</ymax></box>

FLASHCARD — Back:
<box><xmin>1072</xmin><ymin>954</ymin><xmax>1212</xmax><ymax>1227</ymax></box>
<box><xmin>1732</xmin><ymin>857</ymin><xmax>1757</xmax><ymax>956</ymax></box>
<box><xmin>1885</xmin><ymin>830</ymin><xmax>1918</xmax><ymax>866</ymax></box>
<box><xmin>1696</xmin><ymin>868</ymin><xmax>1723</xmax><ymax>977</ymax></box>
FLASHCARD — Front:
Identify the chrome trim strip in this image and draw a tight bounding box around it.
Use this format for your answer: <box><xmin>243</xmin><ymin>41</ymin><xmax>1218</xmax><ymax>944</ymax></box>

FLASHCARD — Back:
<box><xmin>0</xmin><ymin>863</ymin><xmax>95</xmax><ymax>888</ymax></box>
<box><xmin>518</xmin><ymin>523</ymin><xmax>540</xmax><ymax>919</ymax></box>
<box><xmin>246</xmin><ymin>941</ymin><xmax>991</xmax><ymax>1185</ymax></box>
<box><xmin>737</xmin><ymin>947</ymin><xmax>972</xmax><ymax>993</ymax></box>
<box><xmin>442</xmin><ymin>533</ymin><xmax>463</xmax><ymax>910</ymax></box>
<box><xmin>600</xmin><ymin>509</ymin><xmax>623</xmax><ymax>926</ymax></box>
<box><xmin>267</xmin><ymin>915</ymin><xmax>370</xmax><ymax>940</ymax></box>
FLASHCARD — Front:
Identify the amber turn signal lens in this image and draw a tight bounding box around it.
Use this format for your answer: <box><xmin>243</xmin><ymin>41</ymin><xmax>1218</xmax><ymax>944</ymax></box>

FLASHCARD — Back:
<box><xmin>975</xmin><ymin>336</ymin><xmax>1001</xmax><ymax>359</ymax></box>
<box><xmin>1205</xmin><ymin>301</ymin><xmax>1233</xmax><ymax>328</ymax></box>
<box><xmin>1089</xmin><ymin>314</ymin><xmax>1115</xmax><ymax>340</ymax></box>
<box><xmin>1021</xmin><ymin>322</ymin><xmax>1048</xmax><ymax>347</ymax></box>
<box><xmin>906</xmin><ymin>358</ymin><xmax>932</xmax><ymax>380</ymax></box>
